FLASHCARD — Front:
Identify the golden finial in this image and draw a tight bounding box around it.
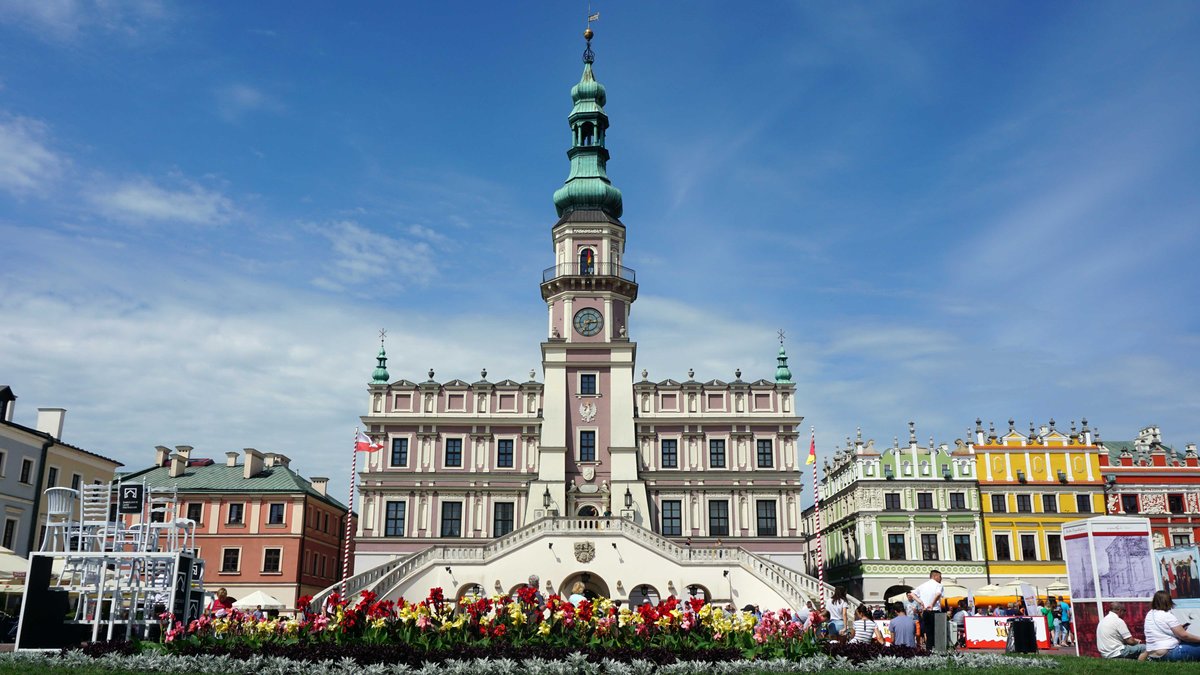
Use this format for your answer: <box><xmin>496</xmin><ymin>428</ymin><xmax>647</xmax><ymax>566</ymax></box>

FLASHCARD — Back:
<box><xmin>584</xmin><ymin>27</ymin><xmax>593</xmax><ymax>41</ymax></box>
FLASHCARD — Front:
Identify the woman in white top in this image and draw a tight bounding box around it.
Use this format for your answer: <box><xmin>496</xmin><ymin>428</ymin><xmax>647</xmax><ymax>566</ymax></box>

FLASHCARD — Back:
<box><xmin>828</xmin><ymin>586</ymin><xmax>850</xmax><ymax>635</ymax></box>
<box><xmin>1144</xmin><ymin>590</ymin><xmax>1200</xmax><ymax>661</ymax></box>
<box><xmin>849</xmin><ymin>604</ymin><xmax>883</xmax><ymax>644</ymax></box>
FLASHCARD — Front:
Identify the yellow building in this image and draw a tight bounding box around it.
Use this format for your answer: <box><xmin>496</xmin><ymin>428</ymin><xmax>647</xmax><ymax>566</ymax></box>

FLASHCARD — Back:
<box><xmin>32</xmin><ymin>408</ymin><xmax>123</xmax><ymax>551</ymax></box>
<box><xmin>971</xmin><ymin>418</ymin><xmax>1104</xmax><ymax>589</ymax></box>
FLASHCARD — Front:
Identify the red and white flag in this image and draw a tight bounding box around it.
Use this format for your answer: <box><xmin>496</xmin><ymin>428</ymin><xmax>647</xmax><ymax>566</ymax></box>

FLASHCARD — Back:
<box><xmin>354</xmin><ymin>430</ymin><xmax>384</xmax><ymax>452</ymax></box>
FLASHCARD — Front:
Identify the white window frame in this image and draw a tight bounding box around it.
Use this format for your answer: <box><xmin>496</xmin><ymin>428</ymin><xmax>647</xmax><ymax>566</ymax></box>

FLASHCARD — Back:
<box><xmin>443</xmin><ymin>436</ymin><xmax>465</xmax><ymax>468</ymax></box>
<box><xmin>46</xmin><ymin>464</ymin><xmax>60</xmax><ymax>488</ymax></box>
<box><xmin>267</xmin><ymin>502</ymin><xmax>286</xmax><ymax>526</ymax></box>
<box><xmin>227</xmin><ymin>502</ymin><xmax>246</xmax><ymax>525</ymax></box>
<box><xmin>220</xmin><ymin>546</ymin><xmax>242</xmax><ymax>573</ymax></box>
<box><xmin>2</xmin><ymin>518</ymin><xmax>18</xmax><ymax>550</ymax></box>
<box><xmin>1018</xmin><ymin>530</ymin><xmax>1040</xmax><ymax>561</ymax></box>
<box><xmin>495</xmin><ymin>435</ymin><xmax>518</xmax><ymax>469</ymax></box>
<box><xmin>388</xmin><ymin>435</ymin><xmax>411</xmax><ymax>468</ymax></box>
<box><xmin>577</xmin><ymin>427</ymin><xmax>599</xmax><ymax>463</ymax></box>
<box><xmin>577</xmin><ymin>371</ymin><xmax>600</xmax><ymax>397</ymax></box>
<box><xmin>261</xmin><ymin>546</ymin><xmax>284</xmax><ymax>574</ymax></box>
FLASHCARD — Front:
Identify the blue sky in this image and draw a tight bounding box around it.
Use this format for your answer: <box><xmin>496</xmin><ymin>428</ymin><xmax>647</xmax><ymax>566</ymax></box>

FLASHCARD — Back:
<box><xmin>1</xmin><ymin>1</ymin><xmax>1198</xmax><ymax>505</ymax></box>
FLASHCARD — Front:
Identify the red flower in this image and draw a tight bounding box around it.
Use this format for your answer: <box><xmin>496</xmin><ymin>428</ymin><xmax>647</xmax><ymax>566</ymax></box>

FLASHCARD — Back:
<box><xmin>492</xmin><ymin>623</ymin><xmax>507</xmax><ymax>637</ymax></box>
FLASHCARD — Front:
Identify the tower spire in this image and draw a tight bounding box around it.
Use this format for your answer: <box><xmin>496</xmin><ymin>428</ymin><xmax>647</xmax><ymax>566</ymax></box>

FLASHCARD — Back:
<box><xmin>775</xmin><ymin>329</ymin><xmax>792</xmax><ymax>383</ymax></box>
<box><xmin>371</xmin><ymin>329</ymin><xmax>389</xmax><ymax>384</ymax></box>
<box><xmin>552</xmin><ymin>24</ymin><xmax>623</xmax><ymax>219</ymax></box>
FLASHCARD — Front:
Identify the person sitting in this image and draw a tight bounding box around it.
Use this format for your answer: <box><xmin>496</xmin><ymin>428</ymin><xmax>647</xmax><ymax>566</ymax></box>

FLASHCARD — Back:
<box><xmin>849</xmin><ymin>604</ymin><xmax>884</xmax><ymax>644</ymax></box>
<box><xmin>1145</xmin><ymin>590</ymin><xmax>1200</xmax><ymax>661</ymax></box>
<box><xmin>1097</xmin><ymin>602</ymin><xmax>1146</xmax><ymax>661</ymax></box>
<box><xmin>951</xmin><ymin>600</ymin><xmax>969</xmax><ymax>647</ymax></box>
<box><xmin>889</xmin><ymin>601</ymin><xmax>918</xmax><ymax>648</ymax></box>
<box><xmin>206</xmin><ymin>588</ymin><xmax>234</xmax><ymax>618</ymax></box>
<box><xmin>814</xmin><ymin>609</ymin><xmax>839</xmax><ymax>638</ymax></box>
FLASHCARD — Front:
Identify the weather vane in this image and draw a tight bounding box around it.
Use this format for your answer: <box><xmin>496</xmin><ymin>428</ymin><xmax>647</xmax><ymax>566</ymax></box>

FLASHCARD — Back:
<box><xmin>379</xmin><ymin>328</ymin><xmax>387</xmax><ymax>343</ymax></box>
<box><xmin>587</xmin><ymin>2</ymin><xmax>600</xmax><ymax>29</ymax></box>
<box><xmin>777</xmin><ymin>329</ymin><xmax>786</xmax><ymax>345</ymax></box>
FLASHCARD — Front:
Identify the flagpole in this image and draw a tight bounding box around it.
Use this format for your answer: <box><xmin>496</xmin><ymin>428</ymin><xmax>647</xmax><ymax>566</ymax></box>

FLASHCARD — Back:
<box><xmin>811</xmin><ymin>427</ymin><xmax>826</xmax><ymax>607</ymax></box>
<box><xmin>340</xmin><ymin>427</ymin><xmax>359</xmax><ymax>599</ymax></box>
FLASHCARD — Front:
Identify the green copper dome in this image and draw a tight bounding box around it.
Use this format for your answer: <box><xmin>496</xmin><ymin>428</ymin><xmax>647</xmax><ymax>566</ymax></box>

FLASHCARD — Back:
<box><xmin>552</xmin><ymin>35</ymin><xmax>623</xmax><ymax>219</ymax></box>
<box><xmin>371</xmin><ymin>344</ymin><xmax>389</xmax><ymax>384</ymax></box>
<box><xmin>775</xmin><ymin>344</ymin><xmax>792</xmax><ymax>384</ymax></box>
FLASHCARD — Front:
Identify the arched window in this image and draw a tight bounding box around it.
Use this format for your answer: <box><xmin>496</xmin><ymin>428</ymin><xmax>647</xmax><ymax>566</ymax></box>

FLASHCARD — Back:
<box><xmin>579</xmin><ymin>248</ymin><xmax>595</xmax><ymax>275</ymax></box>
<box><xmin>578</xmin><ymin>505</ymin><xmax>598</xmax><ymax>517</ymax></box>
<box><xmin>580</xmin><ymin>122</ymin><xmax>594</xmax><ymax>146</ymax></box>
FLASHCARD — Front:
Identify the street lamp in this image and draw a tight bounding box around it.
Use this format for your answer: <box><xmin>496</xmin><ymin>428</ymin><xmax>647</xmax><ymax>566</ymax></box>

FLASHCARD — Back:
<box><xmin>624</xmin><ymin>487</ymin><xmax>633</xmax><ymax>509</ymax></box>
<box><xmin>543</xmin><ymin>487</ymin><xmax>551</xmax><ymax>509</ymax></box>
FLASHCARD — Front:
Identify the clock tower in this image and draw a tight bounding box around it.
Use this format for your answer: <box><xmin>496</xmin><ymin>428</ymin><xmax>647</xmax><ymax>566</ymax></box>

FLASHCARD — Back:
<box><xmin>529</xmin><ymin>28</ymin><xmax>648</xmax><ymax>524</ymax></box>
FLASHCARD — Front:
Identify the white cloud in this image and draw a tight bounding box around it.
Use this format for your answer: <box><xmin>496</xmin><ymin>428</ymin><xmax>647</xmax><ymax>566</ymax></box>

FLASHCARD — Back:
<box><xmin>215</xmin><ymin>84</ymin><xmax>283</xmax><ymax>122</ymax></box>
<box><xmin>311</xmin><ymin>221</ymin><xmax>437</xmax><ymax>292</ymax></box>
<box><xmin>0</xmin><ymin>114</ymin><xmax>65</xmax><ymax>195</ymax></box>
<box><xmin>87</xmin><ymin>176</ymin><xmax>238</xmax><ymax>225</ymax></box>
<box><xmin>0</xmin><ymin>0</ymin><xmax>166</xmax><ymax>41</ymax></box>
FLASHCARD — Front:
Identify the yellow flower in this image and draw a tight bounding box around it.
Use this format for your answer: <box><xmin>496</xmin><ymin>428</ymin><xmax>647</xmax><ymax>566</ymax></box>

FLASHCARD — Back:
<box><xmin>537</xmin><ymin>622</ymin><xmax>551</xmax><ymax>636</ymax></box>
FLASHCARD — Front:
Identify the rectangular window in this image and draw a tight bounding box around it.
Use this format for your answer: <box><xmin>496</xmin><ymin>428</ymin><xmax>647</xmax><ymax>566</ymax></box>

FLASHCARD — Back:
<box><xmin>1047</xmin><ymin>534</ymin><xmax>1063</xmax><ymax>561</ymax></box>
<box><xmin>954</xmin><ymin>534</ymin><xmax>972</xmax><ymax>561</ymax></box>
<box><xmin>221</xmin><ymin>548</ymin><xmax>240</xmax><ymax>573</ymax></box>
<box><xmin>921</xmin><ymin>533</ymin><xmax>939</xmax><ymax>561</ymax></box>
<box><xmin>917</xmin><ymin>492</ymin><xmax>933</xmax><ymax>510</ymax></box>
<box><xmin>950</xmin><ymin>493</ymin><xmax>966</xmax><ymax>510</ymax></box>
<box><xmin>19</xmin><ymin>459</ymin><xmax>33</xmax><ymax>484</ymax></box>
<box><xmin>1020</xmin><ymin>534</ymin><xmax>1038</xmax><ymax>561</ymax></box>
<box><xmin>661</xmin><ymin>439</ymin><xmax>678</xmax><ymax>468</ymax></box>
<box><xmin>497</xmin><ymin>439</ymin><xmax>514</xmax><ymax>468</ymax></box>
<box><xmin>708</xmin><ymin>501</ymin><xmax>729</xmax><ymax>536</ymax></box>
<box><xmin>227</xmin><ymin>503</ymin><xmax>245</xmax><ymax>525</ymax></box>
<box><xmin>445</xmin><ymin>439</ymin><xmax>463</xmax><ymax>467</ymax></box>
<box><xmin>1121</xmin><ymin>495</ymin><xmax>1139</xmax><ymax>514</ymax></box>
<box><xmin>1076</xmin><ymin>494</ymin><xmax>1092</xmax><ymax>513</ymax></box>
<box><xmin>263</xmin><ymin>548</ymin><xmax>282</xmax><ymax>573</ymax></box>
<box><xmin>885</xmin><ymin>493</ymin><xmax>902</xmax><ymax>511</ymax></box>
<box><xmin>888</xmin><ymin>533</ymin><xmax>906</xmax><ymax>560</ymax></box>
<box><xmin>1174</xmin><ymin>534</ymin><xmax>1192</xmax><ymax>546</ymax></box>
<box><xmin>493</xmin><ymin>502</ymin><xmax>515</xmax><ymax>536</ymax></box>
<box><xmin>385</xmin><ymin>502</ymin><xmax>406</xmax><ymax>537</ymax></box>
<box><xmin>2</xmin><ymin>519</ymin><xmax>15</xmax><ymax>549</ymax></box>
<box><xmin>756</xmin><ymin>500</ymin><xmax>778</xmax><ymax>537</ymax></box>
<box><xmin>661</xmin><ymin>499</ymin><xmax>682</xmax><ymax>536</ymax></box>
<box><xmin>709</xmin><ymin>440</ymin><xmax>726</xmax><ymax>468</ymax></box>
<box><xmin>1169</xmin><ymin>495</ymin><xmax>1185</xmax><ymax>514</ymax></box>
<box><xmin>390</xmin><ymin>438</ymin><xmax>408</xmax><ymax>467</ymax></box>
<box><xmin>1042</xmin><ymin>494</ymin><xmax>1058</xmax><ymax>513</ymax></box>
<box><xmin>991</xmin><ymin>494</ymin><xmax>1007</xmax><ymax>513</ymax></box>
<box><xmin>71</xmin><ymin>473</ymin><xmax>82</xmax><ymax>490</ymax></box>
<box><xmin>756</xmin><ymin>439</ymin><xmax>773</xmax><ymax>468</ymax></box>
<box><xmin>994</xmin><ymin>534</ymin><xmax>1011</xmax><ymax>561</ymax></box>
<box><xmin>268</xmin><ymin>503</ymin><xmax>285</xmax><ymax>525</ymax></box>
<box><xmin>186</xmin><ymin>503</ymin><xmax>203</xmax><ymax>523</ymax></box>
<box><xmin>47</xmin><ymin>467</ymin><xmax>58</xmax><ymax>487</ymax></box>
<box><xmin>440</xmin><ymin>502</ymin><xmax>463</xmax><ymax>537</ymax></box>
<box><xmin>1016</xmin><ymin>495</ymin><xmax>1032</xmax><ymax>512</ymax></box>
<box><xmin>580</xmin><ymin>374</ymin><xmax>597</xmax><ymax>395</ymax></box>
<box><xmin>580</xmin><ymin>431</ymin><xmax>597</xmax><ymax>462</ymax></box>
<box><xmin>323</xmin><ymin>513</ymin><xmax>329</xmax><ymax>532</ymax></box>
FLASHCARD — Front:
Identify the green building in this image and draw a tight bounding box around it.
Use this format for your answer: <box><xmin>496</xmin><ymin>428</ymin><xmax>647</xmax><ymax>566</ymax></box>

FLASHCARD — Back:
<box><xmin>805</xmin><ymin>424</ymin><xmax>987</xmax><ymax>604</ymax></box>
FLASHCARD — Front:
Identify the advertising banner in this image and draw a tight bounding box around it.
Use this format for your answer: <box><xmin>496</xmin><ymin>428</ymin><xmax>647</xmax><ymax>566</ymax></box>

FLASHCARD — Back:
<box><xmin>963</xmin><ymin>615</ymin><xmax>1051</xmax><ymax>649</ymax></box>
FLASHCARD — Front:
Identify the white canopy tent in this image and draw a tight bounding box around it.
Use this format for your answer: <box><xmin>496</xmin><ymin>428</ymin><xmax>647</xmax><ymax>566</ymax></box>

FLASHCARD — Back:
<box><xmin>232</xmin><ymin>590</ymin><xmax>287</xmax><ymax>611</ymax></box>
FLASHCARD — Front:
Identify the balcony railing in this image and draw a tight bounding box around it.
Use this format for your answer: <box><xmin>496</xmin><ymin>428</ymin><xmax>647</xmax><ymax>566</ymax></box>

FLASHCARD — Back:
<box><xmin>542</xmin><ymin>262</ymin><xmax>636</xmax><ymax>284</ymax></box>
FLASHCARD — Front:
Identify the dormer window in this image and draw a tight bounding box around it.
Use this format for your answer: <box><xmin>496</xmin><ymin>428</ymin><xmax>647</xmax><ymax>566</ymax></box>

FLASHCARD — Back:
<box><xmin>579</xmin><ymin>248</ymin><xmax>596</xmax><ymax>275</ymax></box>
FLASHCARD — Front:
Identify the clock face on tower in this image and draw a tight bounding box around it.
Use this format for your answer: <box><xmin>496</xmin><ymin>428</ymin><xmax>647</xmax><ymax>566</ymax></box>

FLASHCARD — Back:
<box><xmin>573</xmin><ymin>308</ymin><xmax>604</xmax><ymax>336</ymax></box>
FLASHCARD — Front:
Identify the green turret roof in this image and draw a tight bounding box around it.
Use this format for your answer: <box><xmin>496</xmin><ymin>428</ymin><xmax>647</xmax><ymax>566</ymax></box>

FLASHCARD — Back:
<box><xmin>371</xmin><ymin>343</ymin><xmax>389</xmax><ymax>384</ymax></box>
<box><xmin>775</xmin><ymin>344</ymin><xmax>792</xmax><ymax>383</ymax></box>
<box><xmin>552</xmin><ymin>31</ymin><xmax>623</xmax><ymax>219</ymax></box>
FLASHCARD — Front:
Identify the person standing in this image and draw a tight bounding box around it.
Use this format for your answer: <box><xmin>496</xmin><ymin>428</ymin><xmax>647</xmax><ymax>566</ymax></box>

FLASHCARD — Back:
<box><xmin>1145</xmin><ymin>590</ymin><xmax>1200</xmax><ymax>661</ymax></box>
<box><xmin>914</xmin><ymin>570</ymin><xmax>944</xmax><ymax>650</ymax></box>
<box><xmin>889</xmin><ymin>601</ymin><xmax>918</xmax><ymax>648</ymax></box>
<box><xmin>1038</xmin><ymin>599</ymin><xmax>1057</xmax><ymax>647</ymax></box>
<box><xmin>1058</xmin><ymin>597</ymin><xmax>1074</xmax><ymax>646</ymax></box>
<box><xmin>903</xmin><ymin>591</ymin><xmax>923</xmax><ymax>617</ymax></box>
<box><xmin>1097</xmin><ymin>602</ymin><xmax>1146</xmax><ymax>660</ymax></box>
<box><xmin>827</xmin><ymin>586</ymin><xmax>850</xmax><ymax>635</ymax></box>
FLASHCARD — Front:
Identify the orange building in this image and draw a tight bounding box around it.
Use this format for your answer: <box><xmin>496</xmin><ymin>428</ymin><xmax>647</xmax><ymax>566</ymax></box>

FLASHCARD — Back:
<box><xmin>120</xmin><ymin>445</ymin><xmax>353</xmax><ymax>610</ymax></box>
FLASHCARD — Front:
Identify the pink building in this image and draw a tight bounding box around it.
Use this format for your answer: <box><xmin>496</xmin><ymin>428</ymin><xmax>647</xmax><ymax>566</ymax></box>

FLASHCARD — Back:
<box><xmin>336</xmin><ymin>30</ymin><xmax>821</xmax><ymax>610</ymax></box>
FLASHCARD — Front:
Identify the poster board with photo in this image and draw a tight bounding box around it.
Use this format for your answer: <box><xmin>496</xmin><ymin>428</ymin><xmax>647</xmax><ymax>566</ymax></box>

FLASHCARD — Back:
<box><xmin>1061</xmin><ymin>516</ymin><xmax>1155</xmax><ymax>657</ymax></box>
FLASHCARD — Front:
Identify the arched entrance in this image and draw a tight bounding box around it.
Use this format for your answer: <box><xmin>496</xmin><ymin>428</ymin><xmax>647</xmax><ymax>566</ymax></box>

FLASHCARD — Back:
<box><xmin>578</xmin><ymin>505</ymin><xmax>598</xmax><ymax>517</ymax></box>
<box><xmin>558</xmin><ymin>570</ymin><xmax>610</xmax><ymax>600</ymax></box>
<box><xmin>684</xmin><ymin>583</ymin><xmax>711</xmax><ymax>601</ymax></box>
<box><xmin>629</xmin><ymin>583</ymin><xmax>660</xmax><ymax>606</ymax></box>
<box><xmin>883</xmin><ymin>584</ymin><xmax>913</xmax><ymax>604</ymax></box>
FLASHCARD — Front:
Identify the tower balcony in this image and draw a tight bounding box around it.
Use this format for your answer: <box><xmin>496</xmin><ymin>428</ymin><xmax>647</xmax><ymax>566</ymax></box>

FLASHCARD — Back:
<box><xmin>541</xmin><ymin>262</ymin><xmax>638</xmax><ymax>301</ymax></box>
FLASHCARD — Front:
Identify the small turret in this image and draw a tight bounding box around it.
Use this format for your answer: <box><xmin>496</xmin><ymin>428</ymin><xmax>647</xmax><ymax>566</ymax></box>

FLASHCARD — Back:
<box><xmin>774</xmin><ymin>338</ymin><xmax>792</xmax><ymax>384</ymax></box>
<box><xmin>371</xmin><ymin>339</ymin><xmax>389</xmax><ymax>384</ymax></box>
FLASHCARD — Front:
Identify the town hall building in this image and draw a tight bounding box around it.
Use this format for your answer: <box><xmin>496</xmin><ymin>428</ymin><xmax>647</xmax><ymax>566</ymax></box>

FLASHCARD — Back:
<box><xmin>323</xmin><ymin>29</ymin><xmax>827</xmax><ymax>610</ymax></box>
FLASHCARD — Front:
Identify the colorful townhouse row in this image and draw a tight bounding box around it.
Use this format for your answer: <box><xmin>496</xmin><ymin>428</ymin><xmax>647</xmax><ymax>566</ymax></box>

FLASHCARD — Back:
<box><xmin>804</xmin><ymin>420</ymin><xmax>1200</xmax><ymax>605</ymax></box>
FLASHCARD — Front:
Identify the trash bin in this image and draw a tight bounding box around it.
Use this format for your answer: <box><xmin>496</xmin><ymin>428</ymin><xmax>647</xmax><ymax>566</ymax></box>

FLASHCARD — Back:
<box><xmin>1006</xmin><ymin>617</ymin><xmax>1038</xmax><ymax>654</ymax></box>
<box><xmin>931</xmin><ymin>611</ymin><xmax>950</xmax><ymax>652</ymax></box>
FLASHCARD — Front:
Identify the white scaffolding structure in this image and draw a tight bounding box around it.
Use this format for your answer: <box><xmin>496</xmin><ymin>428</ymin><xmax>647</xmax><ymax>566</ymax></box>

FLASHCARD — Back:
<box><xmin>15</xmin><ymin>482</ymin><xmax>205</xmax><ymax>650</ymax></box>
